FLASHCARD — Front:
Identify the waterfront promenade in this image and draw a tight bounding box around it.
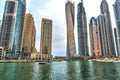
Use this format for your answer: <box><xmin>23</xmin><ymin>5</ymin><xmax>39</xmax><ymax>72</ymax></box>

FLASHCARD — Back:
<box><xmin>0</xmin><ymin>57</ymin><xmax>120</xmax><ymax>63</ymax></box>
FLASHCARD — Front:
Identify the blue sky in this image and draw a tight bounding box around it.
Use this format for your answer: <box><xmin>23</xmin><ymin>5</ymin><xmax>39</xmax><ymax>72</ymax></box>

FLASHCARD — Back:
<box><xmin>0</xmin><ymin>0</ymin><xmax>116</xmax><ymax>56</ymax></box>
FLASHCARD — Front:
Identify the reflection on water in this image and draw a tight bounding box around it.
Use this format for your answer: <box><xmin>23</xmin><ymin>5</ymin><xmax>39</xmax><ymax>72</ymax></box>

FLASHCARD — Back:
<box><xmin>39</xmin><ymin>63</ymin><xmax>52</xmax><ymax>80</ymax></box>
<box><xmin>0</xmin><ymin>61</ymin><xmax>120</xmax><ymax>80</ymax></box>
<box><xmin>80</xmin><ymin>61</ymin><xmax>91</xmax><ymax>80</ymax></box>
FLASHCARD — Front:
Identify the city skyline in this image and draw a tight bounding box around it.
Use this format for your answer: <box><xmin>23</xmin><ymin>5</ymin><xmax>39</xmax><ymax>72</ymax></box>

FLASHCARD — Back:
<box><xmin>0</xmin><ymin>0</ymin><xmax>117</xmax><ymax>56</ymax></box>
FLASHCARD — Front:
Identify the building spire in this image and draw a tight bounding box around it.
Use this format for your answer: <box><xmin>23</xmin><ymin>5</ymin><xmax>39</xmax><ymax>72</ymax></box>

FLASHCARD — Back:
<box><xmin>81</xmin><ymin>0</ymin><xmax>83</xmax><ymax>3</ymax></box>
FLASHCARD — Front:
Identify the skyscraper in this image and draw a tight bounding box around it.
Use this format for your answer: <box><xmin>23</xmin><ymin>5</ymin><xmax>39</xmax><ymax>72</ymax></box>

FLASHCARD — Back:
<box><xmin>40</xmin><ymin>18</ymin><xmax>52</xmax><ymax>60</ymax></box>
<box><xmin>22</xmin><ymin>13</ymin><xmax>36</xmax><ymax>56</ymax></box>
<box><xmin>97</xmin><ymin>14</ymin><xmax>108</xmax><ymax>57</ymax></box>
<box><xmin>0</xmin><ymin>0</ymin><xmax>26</xmax><ymax>57</ymax></box>
<box><xmin>65</xmin><ymin>1</ymin><xmax>76</xmax><ymax>59</ymax></box>
<box><xmin>100</xmin><ymin>0</ymin><xmax>116</xmax><ymax>57</ymax></box>
<box><xmin>77</xmin><ymin>0</ymin><xmax>89</xmax><ymax>57</ymax></box>
<box><xmin>113</xmin><ymin>0</ymin><xmax>120</xmax><ymax>56</ymax></box>
<box><xmin>89</xmin><ymin>17</ymin><xmax>102</xmax><ymax>57</ymax></box>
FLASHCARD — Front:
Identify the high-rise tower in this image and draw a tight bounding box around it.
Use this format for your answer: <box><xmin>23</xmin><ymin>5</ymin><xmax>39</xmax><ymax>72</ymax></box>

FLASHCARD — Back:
<box><xmin>89</xmin><ymin>17</ymin><xmax>102</xmax><ymax>57</ymax></box>
<box><xmin>65</xmin><ymin>1</ymin><xmax>76</xmax><ymax>59</ymax></box>
<box><xmin>113</xmin><ymin>0</ymin><xmax>120</xmax><ymax>56</ymax></box>
<box><xmin>100</xmin><ymin>0</ymin><xmax>116</xmax><ymax>57</ymax></box>
<box><xmin>0</xmin><ymin>0</ymin><xmax>26</xmax><ymax>57</ymax></box>
<box><xmin>77</xmin><ymin>0</ymin><xmax>89</xmax><ymax>57</ymax></box>
<box><xmin>97</xmin><ymin>14</ymin><xmax>107</xmax><ymax>57</ymax></box>
<box><xmin>22</xmin><ymin>13</ymin><xmax>36</xmax><ymax>56</ymax></box>
<box><xmin>40</xmin><ymin>18</ymin><xmax>52</xmax><ymax>60</ymax></box>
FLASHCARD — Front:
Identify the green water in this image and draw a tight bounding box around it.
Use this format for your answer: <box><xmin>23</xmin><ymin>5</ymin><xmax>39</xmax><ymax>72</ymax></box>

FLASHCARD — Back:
<box><xmin>0</xmin><ymin>61</ymin><xmax>120</xmax><ymax>80</ymax></box>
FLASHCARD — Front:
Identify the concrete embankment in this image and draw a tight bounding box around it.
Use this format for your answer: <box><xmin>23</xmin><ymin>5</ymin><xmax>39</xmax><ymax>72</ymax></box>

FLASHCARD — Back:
<box><xmin>0</xmin><ymin>60</ymin><xmax>39</xmax><ymax>63</ymax></box>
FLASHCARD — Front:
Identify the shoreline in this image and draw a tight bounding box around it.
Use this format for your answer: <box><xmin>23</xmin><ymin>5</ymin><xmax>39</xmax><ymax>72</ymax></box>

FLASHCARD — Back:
<box><xmin>0</xmin><ymin>58</ymin><xmax>120</xmax><ymax>63</ymax></box>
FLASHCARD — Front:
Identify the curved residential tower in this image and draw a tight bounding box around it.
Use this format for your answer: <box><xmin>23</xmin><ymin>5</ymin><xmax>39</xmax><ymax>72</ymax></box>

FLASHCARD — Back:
<box><xmin>65</xmin><ymin>1</ymin><xmax>76</xmax><ymax>59</ymax></box>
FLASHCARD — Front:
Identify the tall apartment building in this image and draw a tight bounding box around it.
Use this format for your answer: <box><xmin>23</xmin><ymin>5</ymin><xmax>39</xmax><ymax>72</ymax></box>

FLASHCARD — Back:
<box><xmin>65</xmin><ymin>0</ymin><xmax>76</xmax><ymax>60</ymax></box>
<box><xmin>100</xmin><ymin>0</ymin><xmax>116</xmax><ymax>57</ymax></box>
<box><xmin>89</xmin><ymin>17</ymin><xmax>102</xmax><ymax>57</ymax></box>
<box><xmin>40</xmin><ymin>18</ymin><xmax>52</xmax><ymax>60</ymax></box>
<box><xmin>0</xmin><ymin>0</ymin><xmax>26</xmax><ymax>57</ymax></box>
<box><xmin>22</xmin><ymin>13</ymin><xmax>36</xmax><ymax>57</ymax></box>
<box><xmin>113</xmin><ymin>0</ymin><xmax>120</xmax><ymax>57</ymax></box>
<box><xmin>77</xmin><ymin>0</ymin><xmax>89</xmax><ymax>57</ymax></box>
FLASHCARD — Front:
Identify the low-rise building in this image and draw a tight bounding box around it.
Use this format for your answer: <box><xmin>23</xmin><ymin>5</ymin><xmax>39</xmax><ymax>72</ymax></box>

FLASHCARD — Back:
<box><xmin>0</xmin><ymin>47</ymin><xmax>5</xmax><ymax>60</ymax></box>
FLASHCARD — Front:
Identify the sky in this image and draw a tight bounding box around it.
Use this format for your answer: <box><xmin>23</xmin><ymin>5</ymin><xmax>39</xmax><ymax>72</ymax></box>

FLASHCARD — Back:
<box><xmin>0</xmin><ymin>0</ymin><xmax>116</xmax><ymax>56</ymax></box>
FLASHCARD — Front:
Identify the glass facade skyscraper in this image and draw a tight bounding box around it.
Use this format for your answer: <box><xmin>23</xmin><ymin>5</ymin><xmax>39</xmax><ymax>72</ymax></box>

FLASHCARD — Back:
<box><xmin>100</xmin><ymin>0</ymin><xmax>116</xmax><ymax>57</ymax></box>
<box><xmin>77</xmin><ymin>1</ymin><xmax>89</xmax><ymax>57</ymax></box>
<box><xmin>113</xmin><ymin>0</ymin><xmax>120</xmax><ymax>56</ymax></box>
<box><xmin>97</xmin><ymin>14</ymin><xmax>107</xmax><ymax>57</ymax></box>
<box><xmin>0</xmin><ymin>0</ymin><xmax>26</xmax><ymax>57</ymax></box>
<box><xmin>65</xmin><ymin>1</ymin><xmax>76</xmax><ymax>59</ymax></box>
<box><xmin>89</xmin><ymin>17</ymin><xmax>102</xmax><ymax>57</ymax></box>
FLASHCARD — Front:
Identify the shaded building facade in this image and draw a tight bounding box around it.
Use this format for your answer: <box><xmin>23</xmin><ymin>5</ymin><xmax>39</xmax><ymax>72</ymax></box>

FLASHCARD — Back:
<box><xmin>0</xmin><ymin>0</ymin><xmax>26</xmax><ymax>57</ymax></box>
<box><xmin>89</xmin><ymin>17</ymin><xmax>102</xmax><ymax>57</ymax></box>
<box><xmin>97</xmin><ymin>14</ymin><xmax>107</xmax><ymax>57</ymax></box>
<box><xmin>22</xmin><ymin>13</ymin><xmax>36</xmax><ymax>57</ymax></box>
<box><xmin>65</xmin><ymin>1</ymin><xmax>76</xmax><ymax>59</ymax></box>
<box><xmin>40</xmin><ymin>18</ymin><xmax>52</xmax><ymax>60</ymax></box>
<box><xmin>77</xmin><ymin>0</ymin><xmax>89</xmax><ymax>57</ymax></box>
<box><xmin>113</xmin><ymin>28</ymin><xmax>119</xmax><ymax>56</ymax></box>
<box><xmin>100</xmin><ymin>0</ymin><xmax>116</xmax><ymax>57</ymax></box>
<box><xmin>113</xmin><ymin>0</ymin><xmax>120</xmax><ymax>56</ymax></box>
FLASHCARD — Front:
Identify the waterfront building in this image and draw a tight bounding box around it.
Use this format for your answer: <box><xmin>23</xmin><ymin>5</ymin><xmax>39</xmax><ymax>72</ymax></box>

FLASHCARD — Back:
<box><xmin>0</xmin><ymin>0</ymin><xmax>26</xmax><ymax>57</ymax></box>
<box><xmin>100</xmin><ymin>0</ymin><xmax>116</xmax><ymax>57</ymax></box>
<box><xmin>22</xmin><ymin>13</ymin><xmax>36</xmax><ymax>58</ymax></box>
<box><xmin>31</xmin><ymin>48</ymin><xmax>37</xmax><ymax>60</ymax></box>
<box><xmin>89</xmin><ymin>17</ymin><xmax>102</xmax><ymax>57</ymax></box>
<box><xmin>40</xmin><ymin>18</ymin><xmax>53</xmax><ymax>60</ymax></box>
<box><xmin>113</xmin><ymin>0</ymin><xmax>120</xmax><ymax>56</ymax></box>
<box><xmin>77</xmin><ymin>0</ymin><xmax>89</xmax><ymax>57</ymax></box>
<box><xmin>113</xmin><ymin>28</ymin><xmax>119</xmax><ymax>56</ymax></box>
<box><xmin>97</xmin><ymin>14</ymin><xmax>109</xmax><ymax>57</ymax></box>
<box><xmin>0</xmin><ymin>47</ymin><xmax>5</xmax><ymax>60</ymax></box>
<box><xmin>65</xmin><ymin>0</ymin><xmax>76</xmax><ymax>59</ymax></box>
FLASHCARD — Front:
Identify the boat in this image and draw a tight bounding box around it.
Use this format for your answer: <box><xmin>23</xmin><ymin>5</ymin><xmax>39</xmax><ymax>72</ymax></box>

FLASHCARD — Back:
<box><xmin>39</xmin><ymin>62</ymin><xmax>47</xmax><ymax>64</ymax></box>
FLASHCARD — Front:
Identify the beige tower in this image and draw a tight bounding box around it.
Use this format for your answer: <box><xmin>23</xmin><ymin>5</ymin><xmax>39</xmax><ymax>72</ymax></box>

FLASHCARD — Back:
<box><xmin>40</xmin><ymin>18</ymin><xmax>52</xmax><ymax>60</ymax></box>
<box><xmin>89</xmin><ymin>17</ymin><xmax>102</xmax><ymax>57</ymax></box>
<box><xmin>22</xmin><ymin>13</ymin><xmax>36</xmax><ymax>55</ymax></box>
<box><xmin>65</xmin><ymin>1</ymin><xmax>76</xmax><ymax>60</ymax></box>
